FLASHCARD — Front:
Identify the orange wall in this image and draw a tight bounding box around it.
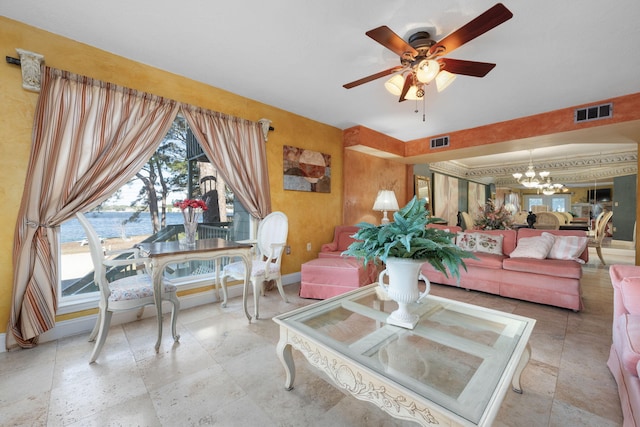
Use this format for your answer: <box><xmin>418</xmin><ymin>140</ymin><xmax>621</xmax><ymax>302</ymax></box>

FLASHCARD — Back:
<box><xmin>405</xmin><ymin>93</ymin><xmax>640</xmax><ymax>156</ymax></box>
<box><xmin>0</xmin><ymin>17</ymin><xmax>344</xmax><ymax>333</ymax></box>
<box><xmin>343</xmin><ymin>149</ymin><xmax>412</xmax><ymax>226</ymax></box>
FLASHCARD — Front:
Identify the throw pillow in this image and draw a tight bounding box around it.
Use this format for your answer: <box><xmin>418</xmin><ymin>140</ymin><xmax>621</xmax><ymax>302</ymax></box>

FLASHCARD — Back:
<box><xmin>456</xmin><ymin>232</ymin><xmax>504</xmax><ymax>255</ymax></box>
<box><xmin>544</xmin><ymin>232</ymin><xmax>588</xmax><ymax>264</ymax></box>
<box><xmin>621</xmin><ymin>277</ymin><xmax>640</xmax><ymax>315</ymax></box>
<box><xmin>509</xmin><ymin>233</ymin><xmax>555</xmax><ymax>259</ymax></box>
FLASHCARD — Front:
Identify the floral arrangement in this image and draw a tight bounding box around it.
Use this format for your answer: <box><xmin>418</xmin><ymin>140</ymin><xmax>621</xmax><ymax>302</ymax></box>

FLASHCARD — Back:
<box><xmin>174</xmin><ymin>198</ymin><xmax>208</xmax><ymax>223</ymax></box>
<box><xmin>475</xmin><ymin>199</ymin><xmax>513</xmax><ymax>230</ymax></box>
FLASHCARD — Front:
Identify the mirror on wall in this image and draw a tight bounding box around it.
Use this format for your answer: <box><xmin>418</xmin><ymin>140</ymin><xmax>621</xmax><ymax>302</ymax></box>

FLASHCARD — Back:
<box><xmin>414</xmin><ymin>175</ymin><xmax>432</xmax><ymax>215</ymax></box>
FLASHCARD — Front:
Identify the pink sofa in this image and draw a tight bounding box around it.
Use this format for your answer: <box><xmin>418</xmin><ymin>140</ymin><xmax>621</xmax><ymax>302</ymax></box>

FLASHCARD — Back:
<box><xmin>299</xmin><ymin>226</ymin><xmax>380</xmax><ymax>299</ymax></box>
<box><xmin>608</xmin><ymin>265</ymin><xmax>640</xmax><ymax>426</ymax></box>
<box><xmin>420</xmin><ymin>227</ymin><xmax>588</xmax><ymax>311</ymax></box>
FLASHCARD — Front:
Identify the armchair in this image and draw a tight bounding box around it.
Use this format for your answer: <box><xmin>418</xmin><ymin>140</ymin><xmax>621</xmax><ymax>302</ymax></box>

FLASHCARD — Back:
<box><xmin>319</xmin><ymin>225</ymin><xmax>360</xmax><ymax>258</ymax></box>
<box><xmin>300</xmin><ymin>225</ymin><xmax>380</xmax><ymax>299</ymax></box>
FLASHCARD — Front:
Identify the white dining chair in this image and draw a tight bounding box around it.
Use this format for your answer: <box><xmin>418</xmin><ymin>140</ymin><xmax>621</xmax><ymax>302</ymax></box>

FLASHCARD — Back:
<box><xmin>589</xmin><ymin>210</ymin><xmax>614</xmax><ymax>265</ymax></box>
<box><xmin>220</xmin><ymin>211</ymin><xmax>289</xmax><ymax>319</ymax></box>
<box><xmin>76</xmin><ymin>212</ymin><xmax>180</xmax><ymax>363</ymax></box>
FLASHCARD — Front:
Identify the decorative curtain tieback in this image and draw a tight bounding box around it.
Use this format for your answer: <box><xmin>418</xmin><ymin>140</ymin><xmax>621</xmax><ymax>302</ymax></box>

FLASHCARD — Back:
<box><xmin>26</xmin><ymin>219</ymin><xmax>55</xmax><ymax>229</ymax></box>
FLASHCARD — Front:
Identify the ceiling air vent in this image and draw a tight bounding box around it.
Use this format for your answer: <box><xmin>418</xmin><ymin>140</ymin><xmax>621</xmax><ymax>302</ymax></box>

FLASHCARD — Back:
<box><xmin>430</xmin><ymin>135</ymin><xmax>450</xmax><ymax>149</ymax></box>
<box><xmin>574</xmin><ymin>103</ymin><xmax>613</xmax><ymax>123</ymax></box>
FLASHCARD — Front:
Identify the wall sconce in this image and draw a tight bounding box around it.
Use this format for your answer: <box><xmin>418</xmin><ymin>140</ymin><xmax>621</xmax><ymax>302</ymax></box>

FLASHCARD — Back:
<box><xmin>373</xmin><ymin>190</ymin><xmax>399</xmax><ymax>224</ymax></box>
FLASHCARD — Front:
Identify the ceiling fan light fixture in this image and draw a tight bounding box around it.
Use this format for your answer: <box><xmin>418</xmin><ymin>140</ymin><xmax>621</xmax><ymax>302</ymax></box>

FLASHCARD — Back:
<box><xmin>435</xmin><ymin>70</ymin><xmax>456</xmax><ymax>92</ymax></box>
<box><xmin>384</xmin><ymin>74</ymin><xmax>405</xmax><ymax>96</ymax></box>
<box><xmin>415</xmin><ymin>59</ymin><xmax>440</xmax><ymax>83</ymax></box>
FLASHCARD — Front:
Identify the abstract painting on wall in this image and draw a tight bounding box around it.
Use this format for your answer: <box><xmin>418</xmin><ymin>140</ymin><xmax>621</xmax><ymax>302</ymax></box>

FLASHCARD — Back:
<box><xmin>283</xmin><ymin>145</ymin><xmax>331</xmax><ymax>193</ymax></box>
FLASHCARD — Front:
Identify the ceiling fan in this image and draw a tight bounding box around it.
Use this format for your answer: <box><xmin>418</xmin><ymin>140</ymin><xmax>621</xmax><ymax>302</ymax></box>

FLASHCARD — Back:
<box><xmin>343</xmin><ymin>3</ymin><xmax>513</xmax><ymax>102</ymax></box>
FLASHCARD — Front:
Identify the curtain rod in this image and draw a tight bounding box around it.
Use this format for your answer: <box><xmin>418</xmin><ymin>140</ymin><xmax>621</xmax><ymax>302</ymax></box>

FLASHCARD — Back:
<box><xmin>7</xmin><ymin>50</ymin><xmax>276</xmax><ymax>137</ymax></box>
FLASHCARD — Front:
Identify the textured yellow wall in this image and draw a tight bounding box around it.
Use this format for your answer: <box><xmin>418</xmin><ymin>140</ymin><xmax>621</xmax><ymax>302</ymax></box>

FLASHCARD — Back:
<box><xmin>0</xmin><ymin>17</ymin><xmax>344</xmax><ymax>333</ymax></box>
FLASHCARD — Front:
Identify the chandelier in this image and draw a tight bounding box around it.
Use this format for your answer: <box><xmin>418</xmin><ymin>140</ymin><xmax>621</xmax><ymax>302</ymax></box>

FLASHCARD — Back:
<box><xmin>512</xmin><ymin>151</ymin><xmax>550</xmax><ymax>188</ymax></box>
<box><xmin>538</xmin><ymin>177</ymin><xmax>567</xmax><ymax>195</ymax></box>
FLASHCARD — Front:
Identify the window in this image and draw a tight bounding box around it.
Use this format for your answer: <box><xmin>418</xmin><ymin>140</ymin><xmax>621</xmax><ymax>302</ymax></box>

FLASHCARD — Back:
<box><xmin>523</xmin><ymin>194</ymin><xmax>571</xmax><ymax>212</ymax></box>
<box><xmin>58</xmin><ymin>116</ymin><xmax>252</xmax><ymax>306</ymax></box>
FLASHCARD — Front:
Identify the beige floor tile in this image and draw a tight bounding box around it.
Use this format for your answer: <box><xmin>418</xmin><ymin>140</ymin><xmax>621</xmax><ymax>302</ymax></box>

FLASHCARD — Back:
<box><xmin>0</xmin><ymin>246</ymin><xmax>634</xmax><ymax>426</ymax></box>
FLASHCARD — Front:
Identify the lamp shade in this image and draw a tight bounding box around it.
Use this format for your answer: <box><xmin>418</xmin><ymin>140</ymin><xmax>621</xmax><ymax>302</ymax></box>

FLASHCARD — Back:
<box><xmin>384</xmin><ymin>74</ymin><xmax>422</xmax><ymax>100</ymax></box>
<box><xmin>373</xmin><ymin>190</ymin><xmax>399</xmax><ymax>211</ymax></box>
<box><xmin>416</xmin><ymin>59</ymin><xmax>440</xmax><ymax>83</ymax></box>
<box><xmin>435</xmin><ymin>70</ymin><xmax>456</xmax><ymax>92</ymax></box>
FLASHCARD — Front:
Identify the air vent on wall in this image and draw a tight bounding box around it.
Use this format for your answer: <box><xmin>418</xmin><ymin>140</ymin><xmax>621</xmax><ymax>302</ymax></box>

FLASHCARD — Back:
<box><xmin>575</xmin><ymin>103</ymin><xmax>613</xmax><ymax>123</ymax></box>
<box><xmin>430</xmin><ymin>135</ymin><xmax>450</xmax><ymax>149</ymax></box>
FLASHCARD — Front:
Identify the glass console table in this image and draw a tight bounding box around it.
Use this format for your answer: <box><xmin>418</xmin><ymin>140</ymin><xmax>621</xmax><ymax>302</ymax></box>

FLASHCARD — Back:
<box><xmin>274</xmin><ymin>284</ymin><xmax>535</xmax><ymax>426</ymax></box>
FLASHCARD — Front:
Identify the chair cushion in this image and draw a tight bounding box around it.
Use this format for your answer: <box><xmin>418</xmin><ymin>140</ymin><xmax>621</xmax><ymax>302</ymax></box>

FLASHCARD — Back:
<box><xmin>621</xmin><ymin>277</ymin><xmax>640</xmax><ymax>315</ymax></box>
<box><xmin>109</xmin><ymin>274</ymin><xmax>176</xmax><ymax>302</ymax></box>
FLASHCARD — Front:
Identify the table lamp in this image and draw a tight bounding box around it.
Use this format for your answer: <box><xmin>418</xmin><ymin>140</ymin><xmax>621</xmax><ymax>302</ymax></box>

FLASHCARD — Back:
<box><xmin>373</xmin><ymin>190</ymin><xmax>399</xmax><ymax>224</ymax></box>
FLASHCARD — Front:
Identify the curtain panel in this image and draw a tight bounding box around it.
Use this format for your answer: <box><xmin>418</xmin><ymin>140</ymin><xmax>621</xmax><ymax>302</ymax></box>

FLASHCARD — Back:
<box><xmin>8</xmin><ymin>67</ymin><xmax>179</xmax><ymax>349</ymax></box>
<box><xmin>181</xmin><ymin>105</ymin><xmax>271</xmax><ymax>219</ymax></box>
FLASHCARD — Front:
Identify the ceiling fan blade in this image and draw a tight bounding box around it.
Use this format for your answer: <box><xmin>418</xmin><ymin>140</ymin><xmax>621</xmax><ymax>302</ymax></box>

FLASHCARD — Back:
<box><xmin>399</xmin><ymin>73</ymin><xmax>414</xmax><ymax>102</ymax></box>
<box><xmin>343</xmin><ymin>66</ymin><xmax>403</xmax><ymax>89</ymax></box>
<box><xmin>439</xmin><ymin>58</ymin><xmax>496</xmax><ymax>77</ymax></box>
<box><xmin>429</xmin><ymin>3</ymin><xmax>513</xmax><ymax>56</ymax></box>
<box><xmin>366</xmin><ymin>26</ymin><xmax>418</xmax><ymax>58</ymax></box>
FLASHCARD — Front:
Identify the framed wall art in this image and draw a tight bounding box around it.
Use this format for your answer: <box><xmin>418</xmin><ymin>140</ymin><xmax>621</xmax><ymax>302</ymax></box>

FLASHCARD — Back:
<box><xmin>283</xmin><ymin>146</ymin><xmax>331</xmax><ymax>193</ymax></box>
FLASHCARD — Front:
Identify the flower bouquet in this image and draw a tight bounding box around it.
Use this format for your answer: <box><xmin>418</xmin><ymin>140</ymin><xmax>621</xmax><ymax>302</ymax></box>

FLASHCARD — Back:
<box><xmin>174</xmin><ymin>198</ymin><xmax>208</xmax><ymax>246</ymax></box>
<box><xmin>475</xmin><ymin>199</ymin><xmax>513</xmax><ymax>230</ymax></box>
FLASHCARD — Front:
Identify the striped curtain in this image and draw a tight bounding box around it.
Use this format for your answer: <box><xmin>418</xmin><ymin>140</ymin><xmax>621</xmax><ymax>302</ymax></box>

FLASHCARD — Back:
<box><xmin>7</xmin><ymin>67</ymin><xmax>179</xmax><ymax>349</ymax></box>
<box><xmin>181</xmin><ymin>105</ymin><xmax>271</xmax><ymax>219</ymax></box>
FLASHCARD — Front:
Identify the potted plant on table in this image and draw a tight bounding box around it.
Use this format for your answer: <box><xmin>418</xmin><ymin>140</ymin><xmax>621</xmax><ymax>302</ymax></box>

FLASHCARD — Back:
<box><xmin>343</xmin><ymin>196</ymin><xmax>474</xmax><ymax>328</ymax></box>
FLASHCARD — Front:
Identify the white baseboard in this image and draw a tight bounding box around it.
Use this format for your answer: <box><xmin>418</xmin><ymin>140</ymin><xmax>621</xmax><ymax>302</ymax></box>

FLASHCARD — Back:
<box><xmin>0</xmin><ymin>272</ymin><xmax>301</xmax><ymax>353</ymax></box>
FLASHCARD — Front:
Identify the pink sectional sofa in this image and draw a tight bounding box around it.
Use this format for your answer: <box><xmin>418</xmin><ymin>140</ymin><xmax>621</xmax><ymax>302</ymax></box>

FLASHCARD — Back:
<box><xmin>420</xmin><ymin>226</ymin><xmax>588</xmax><ymax>311</ymax></box>
<box><xmin>299</xmin><ymin>226</ymin><xmax>380</xmax><ymax>299</ymax></box>
<box><xmin>608</xmin><ymin>265</ymin><xmax>640</xmax><ymax>426</ymax></box>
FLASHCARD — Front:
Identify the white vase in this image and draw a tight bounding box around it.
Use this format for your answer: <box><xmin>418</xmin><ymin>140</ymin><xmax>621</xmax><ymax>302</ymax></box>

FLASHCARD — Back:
<box><xmin>378</xmin><ymin>257</ymin><xmax>430</xmax><ymax>329</ymax></box>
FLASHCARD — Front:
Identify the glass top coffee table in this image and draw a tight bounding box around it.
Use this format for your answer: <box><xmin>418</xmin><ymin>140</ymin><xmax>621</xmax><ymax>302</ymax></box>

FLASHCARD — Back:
<box><xmin>274</xmin><ymin>284</ymin><xmax>535</xmax><ymax>426</ymax></box>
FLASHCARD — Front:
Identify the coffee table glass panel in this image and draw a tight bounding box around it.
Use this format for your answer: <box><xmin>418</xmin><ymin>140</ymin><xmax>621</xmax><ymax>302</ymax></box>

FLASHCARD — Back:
<box><xmin>274</xmin><ymin>284</ymin><xmax>535</xmax><ymax>426</ymax></box>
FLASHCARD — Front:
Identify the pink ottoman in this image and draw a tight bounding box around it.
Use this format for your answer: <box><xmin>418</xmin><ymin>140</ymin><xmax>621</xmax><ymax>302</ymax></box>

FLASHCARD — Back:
<box><xmin>300</xmin><ymin>257</ymin><xmax>372</xmax><ymax>299</ymax></box>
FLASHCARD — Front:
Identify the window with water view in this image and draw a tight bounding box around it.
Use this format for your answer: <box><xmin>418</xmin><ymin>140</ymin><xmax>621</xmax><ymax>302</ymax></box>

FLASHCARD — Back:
<box><xmin>59</xmin><ymin>116</ymin><xmax>251</xmax><ymax>303</ymax></box>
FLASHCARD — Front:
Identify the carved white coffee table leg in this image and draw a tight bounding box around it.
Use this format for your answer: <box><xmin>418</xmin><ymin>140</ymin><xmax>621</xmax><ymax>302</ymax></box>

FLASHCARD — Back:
<box><xmin>512</xmin><ymin>343</ymin><xmax>531</xmax><ymax>393</ymax></box>
<box><xmin>277</xmin><ymin>337</ymin><xmax>295</xmax><ymax>390</ymax></box>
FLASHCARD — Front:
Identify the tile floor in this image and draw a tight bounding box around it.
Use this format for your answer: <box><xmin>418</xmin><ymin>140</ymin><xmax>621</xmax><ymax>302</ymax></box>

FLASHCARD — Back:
<box><xmin>0</xmin><ymin>246</ymin><xmax>633</xmax><ymax>426</ymax></box>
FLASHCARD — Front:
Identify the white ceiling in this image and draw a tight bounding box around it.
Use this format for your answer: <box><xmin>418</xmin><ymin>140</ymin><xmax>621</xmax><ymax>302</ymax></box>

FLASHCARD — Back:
<box><xmin>3</xmin><ymin>0</ymin><xmax>640</xmax><ymax>181</ymax></box>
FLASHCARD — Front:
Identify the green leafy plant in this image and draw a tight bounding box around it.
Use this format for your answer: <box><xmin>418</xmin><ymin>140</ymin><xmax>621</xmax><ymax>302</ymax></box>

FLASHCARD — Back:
<box><xmin>343</xmin><ymin>196</ymin><xmax>475</xmax><ymax>279</ymax></box>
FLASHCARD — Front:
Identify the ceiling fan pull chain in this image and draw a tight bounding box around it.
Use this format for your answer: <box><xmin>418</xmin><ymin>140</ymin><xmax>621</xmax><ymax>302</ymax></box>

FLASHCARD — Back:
<box><xmin>423</xmin><ymin>96</ymin><xmax>426</xmax><ymax>122</ymax></box>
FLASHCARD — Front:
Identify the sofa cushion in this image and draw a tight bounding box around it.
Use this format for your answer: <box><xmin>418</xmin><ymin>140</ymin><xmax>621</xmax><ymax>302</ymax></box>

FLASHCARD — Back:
<box><xmin>502</xmin><ymin>257</ymin><xmax>582</xmax><ymax>279</ymax></box>
<box><xmin>451</xmin><ymin>229</ymin><xmax>516</xmax><ymax>256</ymax></box>
<box><xmin>462</xmin><ymin>252</ymin><xmax>505</xmax><ymax>270</ymax></box>
<box><xmin>517</xmin><ymin>228</ymin><xmax>589</xmax><ymax>263</ymax></box>
<box><xmin>509</xmin><ymin>233</ymin><xmax>555</xmax><ymax>259</ymax></box>
<box><xmin>544</xmin><ymin>232</ymin><xmax>588</xmax><ymax>264</ymax></box>
<box><xmin>617</xmin><ymin>314</ymin><xmax>640</xmax><ymax>376</ymax></box>
<box><xmin>621</xmin><ymin>277</ymin><xmax>640</xmax><ymax>315</ymax></box>
<box><xmin>457</xmin><ymin>232</ymin><xmax>504</xmax><ymax>255</ymax></box>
